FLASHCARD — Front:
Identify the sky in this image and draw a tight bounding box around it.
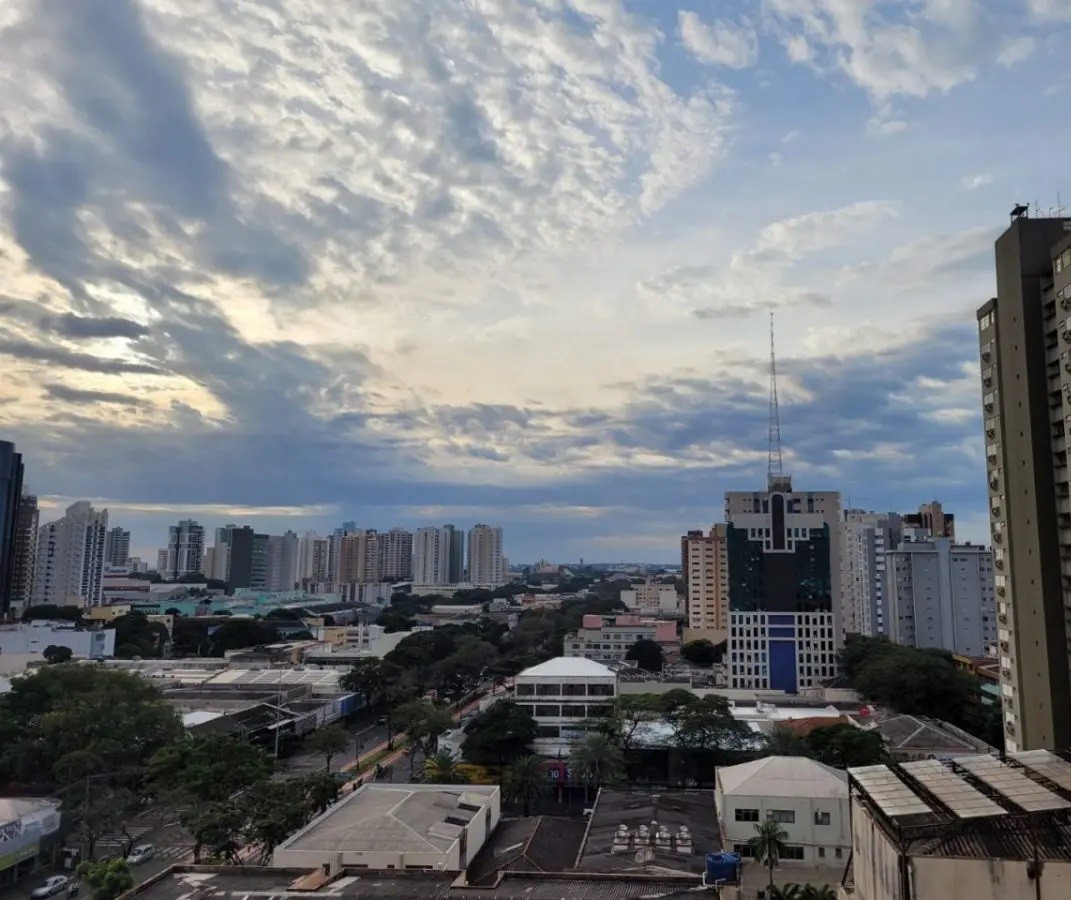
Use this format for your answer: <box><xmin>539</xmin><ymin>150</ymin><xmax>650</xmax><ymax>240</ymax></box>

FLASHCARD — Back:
<box><xmin>0</xmin><ymin>0</ymin><xmax>1069</xmax><ymax>564</ymax></box>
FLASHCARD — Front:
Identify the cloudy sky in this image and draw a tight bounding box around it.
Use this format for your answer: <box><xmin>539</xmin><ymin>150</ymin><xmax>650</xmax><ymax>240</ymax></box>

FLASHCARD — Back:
<box><xmin>1</xmin><ymin>0</ymin><xmax>1068</xmax><ymax>563</ymax></box>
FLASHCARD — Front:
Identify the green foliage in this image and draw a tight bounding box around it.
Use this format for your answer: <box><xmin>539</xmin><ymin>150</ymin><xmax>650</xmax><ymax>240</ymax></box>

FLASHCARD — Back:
<box><xmin>243</xmin><ymin>778</ymin><xmax>312</xmax><ymax>864</ymax></box>
<box><xmin>21</xmin><ymin>604</ymin><xmax>82</xmax><ymax>623</ymax></box>
<box><xmin>764</xmin><ymin>725</ymin><xmax>809</xmax><ymax>757</ymax></box>
<box><xmin>424</xmin><ymin>751</ymin><xmax>469</xmax><ymax>785</ymax></box>
<box><xmin>394</xmin><ymin>700</ymin><xmax>456</xmax><ymax>757</ymax></box>
<box><xmin>340</xmin><ymin>658</ymin><xmax>394</xmax><ymax>708</ymax></box>
<box><xmin>147</xmin><ymin>734</ymin><xmax>273</xmax><ymax>805</ymax></box>
<box><xmin>669</xmin><ymin>695</ymin><xmax>753</xmax><ymax>761</ymax></box>
<box><xmin>77</xmin><ymin>858</ymin><xmax>134</xmax><ymax>900</ymax></box>
<box><xmin>503</xmin><ymin>754</ymin><xmax>549</xmax><ymax>816</ymax></box>
<box><xmin>625</xmin><ymin>638</ymin><xmax>664</xmax><ymax>672</ymax></box>
<box><xmin>0</xmin><ymin>664</ymin><xmax>183</xmax><ymax>784</ymax></box>
<box><xmin>462</xmin><ymin>700</ymin><xmax>537</xmax><ymax>767</ymax></box>
<box><xmin>303</xmin><ymin>725</ymin><xmax>350</xmax><ymax>772</ymax></box>
<box><xmin>749</xmin><ymin>819</ymin><xmax>789</xmax><ymax>892</ymax></box>
<box><xmin>805</xmin><ymin>724</ymin><xmax>885</xmax><ymax>768</ymax></box>
<box><xmin>376</xmin><ymin>610</ymin><xmax>416</xmax><ymax>633</ymax></box>
<box><xmin>112</xmin><ymin>613</ymin><xmax>170</xmax><ymax>659</ymax></box>
<box><xmin>43</xmin><ymin>644</ymin><xmax>73</xmax><ymax>664</ymax></box>
<box><xmin>569</xmin><ymin>732</ymin><xmax>625</xmax><ymax>788</ymax></box>
<box><xmin>680</xmin><ymin>639</ymin><xmax>723</xmax><ymax>667</ymax></box>
<box><xmin>209</xmin><ymin>619</ymin><xmax>280</xmax><ymax>654</ymax></box>
<box><xmin>602</xmin><ymin>694</ymin><xmax>661</xmax><ymax>750</ymax></box>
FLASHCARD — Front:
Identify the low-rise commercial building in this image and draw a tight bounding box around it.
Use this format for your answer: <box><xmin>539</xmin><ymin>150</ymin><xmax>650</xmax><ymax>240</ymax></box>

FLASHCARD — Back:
<box><xmin>273</xmin><ymin>783</ymin><xmax>501</xmax><ymax>872</ymax></box>
<box><xmin>513</xmin><ymin>657</ymin><xmax>617</xmax><ymax>756</ymax></box>
<box><xmin>0</xmin><ymin>798</ymin><xmax>61</xmax><ymax>886</ymax></box>
<box><xmin>716</xmin><ymin>756</ymin><xmax>850</xmax><ymax>866</ymax></box>
<box><xmin>564</xmin><ymin>614</ymin><xmax>679</xmax><ymax>663</ymax></box>
<box><xmin>0</xmin><ymin>620</ymin><xmax>115</xmax><ymax>663</ymax></box>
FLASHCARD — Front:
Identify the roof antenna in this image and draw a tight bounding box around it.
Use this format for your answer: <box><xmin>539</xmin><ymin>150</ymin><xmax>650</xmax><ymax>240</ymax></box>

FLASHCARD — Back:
<box><xmin>767</xmin><ymin>311</ymin><xmax>785</xmax><ymax>490</ymax></box>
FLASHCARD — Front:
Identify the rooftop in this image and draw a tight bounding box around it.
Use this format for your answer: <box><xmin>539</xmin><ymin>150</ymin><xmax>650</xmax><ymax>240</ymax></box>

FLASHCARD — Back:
<box><xmin>276</xmin><ymin>784</ymin><xmax>499</xmax><ymax>858</ymax></box>
<box><xmin>849</xmin><ymin>750</ymin><xmax>1071</xmax><ymax>861</ymax></box>
<box><xmin>575</xmin><ymin>789</ymin><xmax>718</xmax><ymax>875</ymax></box>
<box><xmin>869</xmin><ymin>713</ymin><xmax>995</xmax><ymax>755</ymax></box>
<box><xmin>517</xmin><ymin>657</ymin><xmax>616</xmax><ymax>679</ymax></box>
<box><xmin>465</xmin><ymin>815</ymin><xmax>588</xmax><ymax>885</ymax></box>
<box><xmin>718</xmin><ymin>756</ymin><xmax>848</xmax><ymax>800</ymax></box>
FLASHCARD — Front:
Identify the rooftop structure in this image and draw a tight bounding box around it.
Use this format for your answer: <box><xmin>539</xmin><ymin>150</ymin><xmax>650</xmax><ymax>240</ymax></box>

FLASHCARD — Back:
<box><xmin>273</xmin><ymin>783</ymin><xmax>501</xmax><ymax>873</ymax></box>
<box><xmin>865</xmin><ymin>712</ymin><xmax>996</xmax><ymax>761</ymax></box>
<box><xmin>514</xmin><ymin>656</ymin><xmax>617</xmax><ymax>756</ymax></box>
<box><xmin>464</xmin><ymin>816</ymin><xmax>589</xmax><ymax>885</ymax></box>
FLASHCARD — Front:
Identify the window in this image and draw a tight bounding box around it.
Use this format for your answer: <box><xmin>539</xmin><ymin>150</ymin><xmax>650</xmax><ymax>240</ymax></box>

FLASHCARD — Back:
<box><xmin>561</xmin><ymin>683</ymin><xmax>586</xmax><ymax>696</ymax></box>
<box><xmin>536</xmin><ymin>683</ymin><xmax>561</xmax><ymax>696</ymax></box>
<box><xmin>767</xmin><ymin>810</ymin><xmax>795</xmax><ymax>824</ymax></box>
<box><xmin>588</xmin><ymin>683</ymin><xmax>615</xmax><ymax>696</ymax></box>
<box><xmin>733</xmin><ymin>844</ymin><xmax>754</xmax><ymax>858</ymax></box>
<box><xmin>817</xmin><ymin>847</ymin><xmax>825</xmax><ymax>859</ymax></box>
<box><xmin>561</xmin><ymin>704</ymin><xmax>586</xmax><ymax>718</ymax></box>
<box><xmin>516</xmin><ymin>683</ymin><xmax>535</xmax><ymax>696</ymax></box>
<box><xmin>534</xmin><ymin>704</ymin><xmax>560</xmax><ymax>717</ymax></box>
<box><xmin>735</xmin><ymin>808</ymin><xmax>759</xmax><ymax>822</ymax></box>
<box><xmin>781</xmin><ymin>846</ymin><xmax>804</xmax><ymax>861</ymax></box>
<box><xmin>835</xmin><ymin>848</ymin><xmax>843</xmax><ymax>859</ymax></box>
<box><xmin>535</xmin><ymin>725</ymin><xmax>560</xmax><ymax>738</ymax></box>
<box><xmin>814</xmin><ymin>811</ymin><xmax>831</xmax><ymax>826</ymax></box>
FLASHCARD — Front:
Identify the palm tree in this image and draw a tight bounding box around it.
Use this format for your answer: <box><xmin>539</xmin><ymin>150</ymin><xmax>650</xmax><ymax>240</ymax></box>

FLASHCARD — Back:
<box><xmin>424</xmin><ymin>750</ymin><xmax>469</xmax><ymax>785</ymax></box>
<box><xmin>769</xmin><ymin>886</ymin><xmax>802</xmax><ymax>900</ymax></box>
<box><xmin>503</xmin><ymin>755</ymin><xmax>549</xmax><ymax>817</ymax></box>
<box><xmin>569</xmin><ymin>732</ymin><xmax>625</xmax><ymax>802</ymax></box>
<box><xmin>749</xmin><ymin>819</ymin><xmax>789</xmax><ymax>896</ymax></box>
<box><xmin>764</xmin><ymin>725</ymin><xmax>808</xmax><ymax>758</ymax></box>
<box><xmin>800</xmin><ymin>885</ymin><xmax>835</xmax><ymax>900</ymax></box>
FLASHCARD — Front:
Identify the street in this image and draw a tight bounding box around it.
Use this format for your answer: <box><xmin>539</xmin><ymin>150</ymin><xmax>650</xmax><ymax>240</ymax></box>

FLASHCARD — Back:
<box><xmin>276</xmin><ymin>723</ymin><xmax>390</xmax><ymax>779</ymax></box>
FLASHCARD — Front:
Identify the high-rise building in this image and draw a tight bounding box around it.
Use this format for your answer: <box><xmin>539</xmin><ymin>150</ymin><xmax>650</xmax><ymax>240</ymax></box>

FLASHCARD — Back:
<box><xmin>104</xmin><ymin>527</ymin><xmax>131</xmax><ymax>568</ymax></box>
<box><xmin>841</xmin><ymin>510</ymin><xmax>902</xmax><ymax>637</ymax></box>
<box><xmin>33</xmin><ymin>501</ymin><xmax>109</xmax><ymax>606</ymax></box>
<box><xmin>467</xmin><ymin>524</ymin><xmax>504</xmax><ymax>585</ymax></box>
<box><xmin>978</xmin><ymin>212</ymin><xmax>1071</xmax><ymax>752</ymax></box>
<box><xmin>446</xmin><ymin>525</ymin><xmax>465</xmax><ymax>584</ymax></box>
<box><xmin>165</xmin><ymin>520</ymin><xmax>205</xmax><ymax>579</ymax></box>
<box><xmin>378</xmin><ymin>527</ymin><xmax>413</xmax><ymax>580</ymax></box>
<box><xmin>227</xmin><ymin>526</ymin><xmax>256</xmax><ymax>589</ymax></box>
<box><xmin>0</xmin><ymin>442</ymin><xmax>24</xmax><ymax>618</ymax></box>
<box><xmin>155</xmin><ymin>549</ymin><xmax>167</xmax><ymax>573</ymax></box>
<box><xmin>725</xmin><ymin>480</ymin><xmax>843</xmax><ymax>692</ymax></box>
<box><xmin>680</xmin><ymin>526</ymin><xmax>728</xmax><ymax>633</ymax></box>
<box><xmin>11</xmin><ymin>494</ymin><xmax>38</xmax><ymax>614</ymax></box>
<box><xmin>338</xmin><ymin>529</ymin><xmax>379</xmax><ymax>584</ymax></box>
<box><xmin>298</xmin><ymin>531</ymin><xmax>330</xmax><ymax>583</ymax></box>
<box><xmin>903</xmin><ymin>501</ymin><xmax>955</xmax><ymax>540</ymax></box>
<box><xmin>886</xmin><ymin>537</ymin><xmax>996</xmax><ymax>657</ymax></box>
<box><xmin>413</xmin><ymin>526</ymin><xmax>451</xmax><ymax>584</ymax></box>
<box><xmin>265</xmin><ymin>531</ymin><xmax>300</xmax><ymax>591</ymax></box>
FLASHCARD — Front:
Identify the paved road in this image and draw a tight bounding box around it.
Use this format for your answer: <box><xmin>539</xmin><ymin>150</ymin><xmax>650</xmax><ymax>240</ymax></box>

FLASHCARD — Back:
<box><xmin>277</xmin><ymin>723</ymin><xmax>390</xmax><ymax>779</ymax></box>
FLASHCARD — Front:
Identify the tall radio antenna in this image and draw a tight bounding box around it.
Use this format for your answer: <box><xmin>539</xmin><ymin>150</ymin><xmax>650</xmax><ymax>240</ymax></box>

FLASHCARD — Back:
<box><xmin>767</xmin><ymin>311</ymin><xmax>784</xmax><ymax>487</ymax></box>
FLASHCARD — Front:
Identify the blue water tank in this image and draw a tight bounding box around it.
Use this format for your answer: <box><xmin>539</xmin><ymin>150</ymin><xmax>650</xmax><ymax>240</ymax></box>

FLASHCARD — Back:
<box><xmin>705</xmin><ymin>851</ymin><xmax>741</xmax><ymax>884</ymax></box>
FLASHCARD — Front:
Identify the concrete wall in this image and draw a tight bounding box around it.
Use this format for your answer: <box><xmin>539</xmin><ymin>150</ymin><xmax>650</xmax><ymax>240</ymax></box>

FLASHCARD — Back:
<box><xmin>717</xmin><ymin>791</ymin><xmax>849</xmax><ymax>865</ymax></box>
<box><xmin>912</xmin><ymin>856</ymin><xmax>1071</xmax><ymax>900</ymax></box>
<box><xmin>849</xmin><ymin>800</ymin><xmax>903</xmax><ymax>900</ymax></box>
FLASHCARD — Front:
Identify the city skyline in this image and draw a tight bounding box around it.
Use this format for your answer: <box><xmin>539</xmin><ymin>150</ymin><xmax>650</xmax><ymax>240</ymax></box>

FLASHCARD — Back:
<box><xmin>1</xmin><ymin>2</ymin><xmax>1069</xmax><ymax>560</ymax></box>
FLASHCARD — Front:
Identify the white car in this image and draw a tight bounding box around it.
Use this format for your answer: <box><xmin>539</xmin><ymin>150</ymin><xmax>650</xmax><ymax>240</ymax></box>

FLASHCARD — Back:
<box><xmin>125</xmin><ymin>844</ymin><xmax>155</xmax><ymax>865</ymax></box>
<box><xmin>31</xmin><ymin>876</ymin><xmax>69</xmax><ymax>898</ymax></box>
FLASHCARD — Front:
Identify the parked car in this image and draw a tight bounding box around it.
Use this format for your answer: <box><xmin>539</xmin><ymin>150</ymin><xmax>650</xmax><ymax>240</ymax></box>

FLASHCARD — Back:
<box><xmin>125</xmin><ymin>844</ymin><xmax>155</xmax><ymax>865</ymax></box>
<box><xmin>31</xmin><ymin>876</ymin><xmax>69</xmax><ymax>898</ymax></box>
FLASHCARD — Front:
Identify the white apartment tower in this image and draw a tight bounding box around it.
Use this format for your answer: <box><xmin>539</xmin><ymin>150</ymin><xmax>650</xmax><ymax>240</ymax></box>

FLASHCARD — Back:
<box><xmin>413</xmin><ymin>526</ymin><xmax>451</xmax><ymax>584</ymax></box>
<box><xmin>32</xmin><ymin>501</ymin><xmax>109</xmax><ymax>606</ymax></box>
<box><xmin>841</xmin><ymin>510</ymin><xmax>902</xmax><ymax>637</ymax></box>
<box><xmin>266</xmin><ymin>531</ymin><xmax>300</xmax><ymax>591</ymax></box>
<box><xmin>166</xmin><ymin>519</ymin><xmax>205</xmax><ymax>579</ymax></box>
<box><xmin>467</xmin><ymin>524</ymin><xmax>504</xmax><ymax>585</ymax></box>
<box><xmin>681</xmin><ymin>525</ymin><xmax>729</xmax><ymax>633</ymax></box>
<box><xmin>378</xmin><ymin>527</ymin><xmax>413</xmax><ymax>580</ymax></box>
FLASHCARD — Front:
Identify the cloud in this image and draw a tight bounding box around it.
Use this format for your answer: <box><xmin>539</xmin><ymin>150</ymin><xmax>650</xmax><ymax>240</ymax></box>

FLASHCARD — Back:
<box><xmin>997</xmin><ymin>35</ymin><xmax>1036</xmax><ymax>66</ymax></box>
<box><xmin>0</xmin><ymin>337</ymin><xmax>159</xmax><ymax>374</ymax></box>
<box><xmin>1027</xmin><ymin>0</ymin><xmax>1071</xmax><ymax>22</ymax></box>
<box><xmin>37</xmin><ymin>496</ymin><xmax>337</xmax><ymax>518</ymax></box>
<box><xmin>43</xmin><ymin>313</ymin><xmax>150</xmax><ymax>339</ymax></box>
<box><xmin>769</xmin><ymin>151</ymin><xmax>783</xmax><ymax>167</ymax></box>
<box><xmin>678</xmin><ymin>11</ymin><xmax>759</xmax><ymax>69</ymax></box>
<box><xmin>962</xmin><ymin>173</ymin><xmax>994</xmax><ymax>190</ymax></box>
<box><xmin>43</xmin><ymin>384</ymin><xmax>144</xmax><ymax>407</ymax></box>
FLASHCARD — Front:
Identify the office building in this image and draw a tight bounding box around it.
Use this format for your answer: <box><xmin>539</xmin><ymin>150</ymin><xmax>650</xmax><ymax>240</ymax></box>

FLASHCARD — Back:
<box><xmin>205</xmin><ymin>525</ymin><xmax>234</xmax><ymax>582</ymax></box>
<box><xmin>681</xmin><ymin>526</ymin><xmax>729</xmax><ymax>633</ymax></box>
<box><xmin>467</xmin><ymin>524</ymin><xmax>505</xmax><ymax>585</ymax></box>
<box><xmin>266</xmin><ymin>531</ymin><xmax>300</xmax><ymax>591</ymax></box>
<box><xmin>227</xmin><ymin>526</ymin><xmax>268</xmax><ymax>590</ymax></box>
<box><xmin>377</xmin><ymin>527</ymin><xmax>413</xmax><ymax>580</ymax></box>
<box><xmin>104</xmin><ymin>527</ymin><xmax>130</xmax><ymax>568</ymax></box>
<box><xmin>842</xmin><ymin>511</ymin><xmax>902</xmax><ymax>638</ymax></box>
<box><xmin>413</xmin><ymin>526</ymin><xmax>450</xmax><ymax>584</ymax></box>
<box><xmin>32</xmin><ymin>501</ymin><xmax>109</xmax><ymax>606</ymax></box>
<box><xmin>155</xmin><ymin>548</ymin><xmax>167</xmax><ymax>573</ymax></box>
<box><xmin>886</xmin><ymin>538</ymin><xmax>996</xmax><ymax>657</ymax></box>
<box><xmin>513</xmin><ymin>657</ymin><xmax>617</xmax><ymax>756</ymax></box>
<box><xmin>445</xmin><ymin>524</ymin><xmax>465</xmax><ymax>583</ymax></box>
<box><xmin>978</xmin><ymin>212</ymin><xmax>1071</xmax><ymax>752</ymax></box>
<box><xmin>11</xmin><ymin>494</ymin><xmax>38</xmax><ymax>615</ymax></box>
<box><xmin>903</xmin><ymin>500</ymin><xmax>955</xmax><ymax>540</ymax></box>
<box><xmin>0</xmin><ymin>441</ymin><xmax>23</xmax><ymax>618</ymax></box>
<box><xmin>165</xmin><ymin>519</ymin><xmax>205</xmax><ymax>579</ymax></box>
<box><xmin>725</xmin><ymin>478</ymin><xmax>843</xmax><ymax>692</ymax></box>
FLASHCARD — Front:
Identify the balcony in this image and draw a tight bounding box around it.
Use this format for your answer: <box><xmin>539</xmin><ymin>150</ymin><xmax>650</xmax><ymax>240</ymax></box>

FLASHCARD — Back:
<box><xmin>984</xmin><ymin>391</ymin><xmax>997</xmax><ymax>413</ymax></box>
<box><xmin>981</xmin><ymin>343</ymin><xmax>993</xmax><ymax>363</ymax></box>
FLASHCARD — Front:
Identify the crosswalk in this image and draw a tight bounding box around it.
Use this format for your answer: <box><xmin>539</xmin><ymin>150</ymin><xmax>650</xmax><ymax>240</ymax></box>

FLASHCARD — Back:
<box><xmin>93</xmin><ymin>825</ymin><xmax>193</xmax><ymax>864</ymax></box>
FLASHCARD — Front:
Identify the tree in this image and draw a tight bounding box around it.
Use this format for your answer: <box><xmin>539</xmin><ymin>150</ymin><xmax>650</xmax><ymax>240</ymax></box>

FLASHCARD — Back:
<box><xmin>304</xmin><ymin>725</ymin><xmax>350</xmax><ymax>772</ymax></box>
<box><xmin>340</xmin><ymin>658</ymin><xmax>394</xmax><ymax>709</ymax></box>
<box><xmin>208</xmin><ymin>619</ymin><xmax>280</xmax><ymax>654</ymax></box>
<box><xmin>462</xmin><ymin>701</ymin><xmax>537</xmax><ymax>768</ymax></box>
<box><xmin>77</xmin><ymin>858</ymin><xmax>134</xmax><ymax>900</ymax></box>
<box><xmin>805</xmin><ymin>724</ymin><xmax>885</xmax><ymax>769</ymax></box>
<box><xmin>394</xmin><ymin>700</ymin><xmax>455</xmax><ymax>778</ymax></box>
<box><xmin>600</xmin><ymin>695</ymin><xmax>660</xmax><ymax>750</ymax></box>
<box><xmin>570</xmin><ymin>732</ymin><xmax>625</xmax><ymax>801</ymax></box>
<box><xmin>625</xmin><ymin>638</ymin><xmax>664</xmax><ymax>672</ymax></box>
<box><xmin>800</xmin><ymin>886</ymin><xmax>836</xmax><ymax>900</ymax></box>
<box><xmin>424</xmin><ymin>751</ymin><xmax>469</xmax><ymax>785</ymax></box>
<box><xmin>749</xmin><ymin>819</ymin><xmax>788</xmax><ymax>895</ymax></box>
<box><xmin>185</xmin><ymin>801</ymin><xmax>246</xmax><ymax>864</ymax></box>
<box><xmin>299</xmin><ymin>771</ymin><xmax>342</xmax><ymax>815</ymax></box>
<box><xmin>680</xmin><ymin>639</ymin><xmax>720</xmax><ymax>667</ymax></box>
<box><xmin>764</xmin><ymin>725</ymin><xmax>809</xmax><ymax>758</ymax></box>
<box><xmin>112</xmin><ymin>613</ymin><xmax>170</xmax><ymax>659</ymax></box>
<box><xmin>503</xmin><ymin>755</ymin><xmax>549</xmax><ymax>817</ymax></box>
<box><xmin>669</xmin><ymin>696</ymin><xmax>753</xmax><ymax>763</ymax></box>
<box><xmin>147</xmin><ymin>734</ymin><xmax>273</xmax><ymax>806</ymax></box>
<box><xmin>43</xmin><ymin>645</ymin><xmax>73</xmax><ymax>664</ymax></box>
<box><xmin>376</xmin><ymin>610</ymin><xmax>415</xmax><ymax>633</ymax></box>
<box><xmin>22</xmin><ymin>604</ymin><xmax>81</xmax><ymax>623</ymax></box>
<box><xmin>769</xmin><ymin>886</ymin><xmax>803</xmax><ymax>900</ymax></box>
<box><xmin>242</xmin><ymin>779</ymin><xmax>310</xmax><ymax>864</ymax></box>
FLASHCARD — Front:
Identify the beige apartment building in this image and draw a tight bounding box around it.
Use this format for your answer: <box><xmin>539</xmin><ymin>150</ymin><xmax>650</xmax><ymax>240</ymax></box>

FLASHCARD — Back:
<box><xmin>978</xmin><ymin>212</ymin><xmax>1071</xmax><ymax>752</ymax></box>
<box><xmin>680</xmin><ymin>525</ymin><xmax>728</xmax><ymax>637</ymax></box>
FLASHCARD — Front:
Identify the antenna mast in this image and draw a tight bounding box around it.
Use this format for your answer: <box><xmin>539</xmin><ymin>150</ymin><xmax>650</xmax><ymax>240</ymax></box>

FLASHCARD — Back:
<box><xmin>767</xmin><ymin>312</ymin><xmax>784</xmax><ymax>489</ymax></box>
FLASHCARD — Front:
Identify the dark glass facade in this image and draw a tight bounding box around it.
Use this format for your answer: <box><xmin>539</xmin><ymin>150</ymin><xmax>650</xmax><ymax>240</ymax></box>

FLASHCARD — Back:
<box><xmin>726</xmin><ymin>524</ymin><xmax>833</xmax><ymax>613</ymax></box>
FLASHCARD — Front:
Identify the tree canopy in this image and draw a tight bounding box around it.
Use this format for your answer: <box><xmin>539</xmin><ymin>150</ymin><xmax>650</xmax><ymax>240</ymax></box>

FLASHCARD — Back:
<box><xmin>462</xmin><ymin>700</ymin><xmax>537</xmax><ymax>767</ymax></box>
<box><xmin>625</xmin><ymin>638</ymin><xmax>664</xmax><ymax>672</ymax></box>
<box><xmin>680</xmin><ymin>639</ymin><xmax>722</xmax><ymax>667</ymax></box>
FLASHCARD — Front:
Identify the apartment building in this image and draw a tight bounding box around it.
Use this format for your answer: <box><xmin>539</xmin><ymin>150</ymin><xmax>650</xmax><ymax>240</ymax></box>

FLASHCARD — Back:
<box><xmin>680</xmin><ymin>525</ymin><xmax>728</xmax><ymax>635</ymax></box>
<box><xmin>468</xmin><ymin>524</ymin><xmax>504</xmax><ymax>585</ymax></box>
<box><xmin>563</xmin><ymin>614</ymin><xmax>679</xmax><ymax>662</ymax></box>
<box><xmin>377</xmin><ymin>527</ymin><xmax>413</xmax><ymax>580</ymax></box>
<box><xmin>0</xmin><ymin>441</ymin><xmax>23</xmax><ymax>618</ymax></box>
<box><xmin>842</xmin><ymin>511</ymin><xmax>902</xmax><ymax>638</ymax></box>
<box><xmin>977</xmin><ymin>212</ymin><xmax>1071</xmax><ymax>752</ymax></box>
<box><xmin>104</xmin><ymin>527</ymin><xmax>130</xmax><ymax>568</ymax></box>
<box><xmin>338</xmin><ymin>529</ymin><xmax>381</xmax><ymax>584</ymax></box>
<box><xmin>165</xmin><ymin>520</ymin><xmax>205</xmax><ymax>579</ymax></box>
<box><xmin>620</xmin><ymin>579</ymin><xmax>681</xmax><ymax>617</ymax></box>
<box><xmin>32</xmin><ymin>501</ymin><xmax>109</xmax><ymax>606</ymax></box>
<box><xmin>11</xmin><ymin>494</ymin><xmax>37</xmax><ymax>616</ymax></box>
<box><xmin>513</xmin><ymin>657</ymin><xmax>617</xmax><ymax>756</ymax></box>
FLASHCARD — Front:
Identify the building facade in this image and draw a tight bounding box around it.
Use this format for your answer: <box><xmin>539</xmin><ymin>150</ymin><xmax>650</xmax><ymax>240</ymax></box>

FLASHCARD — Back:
<box><xmin>266</xmin><ymin>531</ymin><xmax>300</xmax><ymax>591</ymax></box>
<box><xmin>0</xmin><ymin>441</ymin><xmax>24</xmax><ymax>618</ymax></box>
<box><xmin>886</xmin><ymin>538</ymin><xmax>996</xmax><ymax>657</ymax></box>
<box><xmin>725</xmin><ymin>478</ymin><xmax>842</xmax><ymax>693</ymax></box>
<box><xmin>32</xmin><ymin>501</ymin><xmax>109</xmax><ymax>606</ymax></box>
<box><xmin>563</xmin><ymin>614</ymin><xmax>679</xmax><ymax>662</ymax></box>
<box><xmin>165</xmin><ymin>520</ymin><xmax>205</xmax><ymax>579</ymax></box>
<box><xmin>903</xmin><ymin>500</ymin><xmax>955</xmax><ymax>540</ymax></box>
<box><xmin>977</xmin><ymin>214</ymin><xmax>1071</xmax><ymax>752</ymax></box>
<box><xmin>681</xmin><ymin>525</ymin><xmax>729</xmax><ymax>633</ymax></box>
<box><xmin>338</xmin><ymin>529</ymin><xmax>380</xmax><ymax>584</ymax></box>
<box><xmin>11</xmin><ymin>494</ymin><xmax>38</xmax><ymax>615</ymax></box>
<box><xmin>413</xmin><ymin>526</ymin><xmax>450</xmax><ymax>584</ymax></box>
<box><xmin>513</xmin><ymin>657</ymin><xmax>617</xmax><ymax>756</ymax></box>
<box><xmin>104</xmin><ymin>527</ymin><xmax>130</xmax><ymax>568</ymax></box>
<box><xmin>467</xmin><ymin>524</ymin><xmax>504</xmax><ymax>585</ymax></box>
<box><xmin>377</xmin><ymin>527</ymin><xmax>413</xmax><ymax>580</ymax></box>
<box><xmin>620</xmin><ymin>580</ymin><xmax>681</xmax><ymax>616</ymax></box>
<box><xmin>842</xmin><ymin>510</ymin><xmax>902</xmax><ymax>638</ymax></box>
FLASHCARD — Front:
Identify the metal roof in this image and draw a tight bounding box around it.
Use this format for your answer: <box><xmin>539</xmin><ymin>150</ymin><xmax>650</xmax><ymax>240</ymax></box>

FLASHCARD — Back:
<box><xmin>954</xmin><ymin>755</ymin><xmax>1071</xmax><ymax>813</ymax></box>
<box><xmin>899</xmin><ymin>760</ymin><xmax>1006</xmax><ymax>819</ymax></box>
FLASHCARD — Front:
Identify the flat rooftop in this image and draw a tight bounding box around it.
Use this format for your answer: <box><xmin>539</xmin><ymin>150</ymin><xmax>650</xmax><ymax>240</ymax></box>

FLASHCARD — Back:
<box><xmin>277</xmin><ymin>784</ymin><xmax>498</xmax><ymax>857</ymax></box>
<box><xmin>134</xmin><ymin>868</ymin><xmax>702</xmax><ymax>900</ymax></box>
<box><xmin>575</xmin><ymin>790</ymin><xmax>718</xmax><ymax>875</ymax></box>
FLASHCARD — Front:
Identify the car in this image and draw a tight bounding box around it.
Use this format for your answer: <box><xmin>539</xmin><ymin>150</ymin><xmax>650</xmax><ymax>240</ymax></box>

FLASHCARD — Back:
<box><xmin>125</xmin><ymin>844</ymin><xmax>155</xmax><ymax>865</ymax></box>
<box><xmin>31</xmin><ymin>876</ymin><xmax>69</xmax><ymax>898</ymax></box>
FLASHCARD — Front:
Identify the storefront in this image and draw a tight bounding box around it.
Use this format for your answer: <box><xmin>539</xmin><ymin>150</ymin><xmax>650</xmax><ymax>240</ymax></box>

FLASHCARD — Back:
<box><xmin>0</xmin><ymin>799</ymin><xmax>61</xmax><ymax>886</ymax></box>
